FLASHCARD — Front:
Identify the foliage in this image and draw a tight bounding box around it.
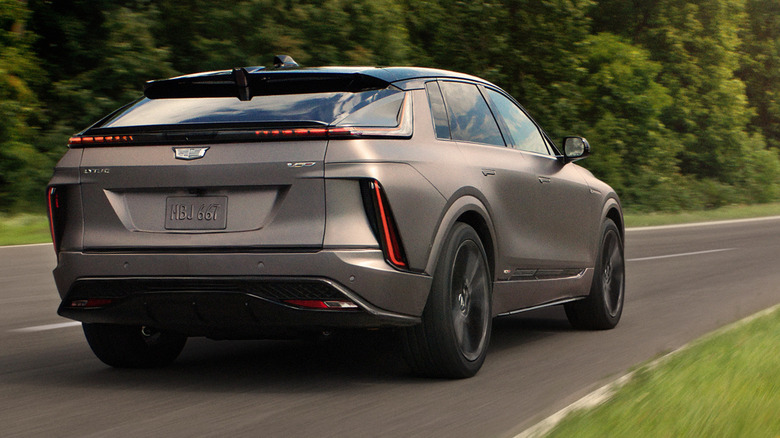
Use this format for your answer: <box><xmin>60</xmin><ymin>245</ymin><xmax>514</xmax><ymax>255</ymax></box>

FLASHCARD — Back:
<box><xmin>0</xmin><ymin>213</ymin><xmax>51</xmax><ymax>245</ymax></box>
<box><xmin>0</xmin><ymin>0</ymin><xmax>50</xmax><ymax>212</ymax></box>
<box><xmin>565</xmin><ymin>33</ymin><xmax>678</xmax><ymax>210</ymax></box>
<box><xmin>739</xmin><ymin>0</ymin><xmax>780</xmax><ymax>150</ymax></box>
<box><xmin>591</xmin><ymin>0</ymin><xmax>780</xmax><ymax>210</ymax></box>
<box><xmin>1</xmin><ymin>0</ymin><xmax>779</xmax><ymax>213</ymax></box>
<box><xmin>154</xmin><ymin>0</ymin><xmax>410</xmax><ymax>72</ymax></box>
<box><xmin>547</xmin><ymin>307</ymin><xmax>780</xmax><ymax>437</ymax></box>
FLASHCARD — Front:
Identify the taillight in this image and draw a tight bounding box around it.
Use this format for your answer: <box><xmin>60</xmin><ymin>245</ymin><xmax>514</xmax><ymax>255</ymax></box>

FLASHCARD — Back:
<box><xmin>67</xmin><ymin>123</ymin><xmax>412</xmax><ymax>147</ymax></box>
<box><xmin>47</xmin><ymin>186</ymin><xmax>65</xmax><ymax>254</ymax></box>
<box><xmin>68</xmin><ymin>298</ymin><xmax>113</xmax><ymax>308</ymax></box>
<box><xmin>68</xmin><ymin>135</ymin><xmax>133</xmax><ymax>145</ymax></box>
<box><xmin>361</xmin><ymin>180</ymin><xmax>408</xmax><ymax>269</ymax></box>
<box><xmin>282</xmin><ymin>299</ymin><xmax>359</xmax><ymax>310</ymax></box>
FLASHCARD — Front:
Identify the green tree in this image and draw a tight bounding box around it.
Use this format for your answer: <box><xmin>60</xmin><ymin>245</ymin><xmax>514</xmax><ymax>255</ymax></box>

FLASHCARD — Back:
<box><xmin>739</xmin><ymin>0</ymin><xmax>780</xmax><ymax>150</ymax></box>
<box><xmin>591</xmin><ymin>0</ymin><xmax>780</xmax><ymax>207</ymax></box>
<box><xmin>498</xmin><ymin>0</ymin><xmax>594</xmax><ymax>139</ymax></box>
<box><xmin>0</xmin><ymin>0</ymin><xmax>51</xmax><ymax>212</ymax></box>
<box><xmin>402</xmin><ymin>0</ymin><xmax>594</xmax><ymax>139</ymax></box>
<box><xmin>572</xmin><ymin>33</ymin><xmax>680</xmax><ymax>210</ymax></box>
<box><xmin>402</xmin><ymin>0</ymin><xmax>509</xmax><ymax>84</ymax></box>
<box><xmin>50</xmin><ymin>6</ymin><xmax>175</xmax><ymax>131</ymax></box>
<box><xmin>155</xmin><ymin>0</ymin><xmax>410</xmax><ymax>73</ymax></box>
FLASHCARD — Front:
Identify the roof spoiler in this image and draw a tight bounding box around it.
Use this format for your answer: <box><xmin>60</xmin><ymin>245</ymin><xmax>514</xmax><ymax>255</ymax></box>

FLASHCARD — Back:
<box><xmin>143</xmin><ymin>70</ymin><xmax>391</xmax><ymax>100</ymax></box>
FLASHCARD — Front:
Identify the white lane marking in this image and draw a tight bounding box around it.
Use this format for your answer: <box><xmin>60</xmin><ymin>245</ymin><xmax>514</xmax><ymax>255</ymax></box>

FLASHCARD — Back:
<box><xmin>10</xmin><ymin>321</ymin><xmax>81</xmax><ymax>333</ymax></box>
<box><xmin>0</xmin><ymin>242</ymin><xmax>51</xmax><ymax>250</ymax></box>
<box><xmin>627</xmin><ymin>214</ymin><xmax>780</xmax><ymax>232</ymax></box>
<box><xmin>627</xmin><ymin>248</ymin><xmax>735</xmax><ymax>262</ymax></box>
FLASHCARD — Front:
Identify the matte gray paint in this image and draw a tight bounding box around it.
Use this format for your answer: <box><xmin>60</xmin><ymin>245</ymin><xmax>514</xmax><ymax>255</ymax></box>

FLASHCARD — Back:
<box><xmin>49</xmin><ymin>76</ymin><xmax>621</xmax><ymax>335</ymax></box>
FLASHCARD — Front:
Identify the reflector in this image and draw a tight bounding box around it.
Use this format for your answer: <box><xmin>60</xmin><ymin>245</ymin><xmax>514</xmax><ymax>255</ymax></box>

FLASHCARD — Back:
<box><xmin>69</xmin><ymin>298</ymin><xmax>113</xmax><ymax>308</ymax></box>
<box><xmin>282</xmin><ymin>299</ymin><xmax>359</xmax><ymax>310</ymax></box>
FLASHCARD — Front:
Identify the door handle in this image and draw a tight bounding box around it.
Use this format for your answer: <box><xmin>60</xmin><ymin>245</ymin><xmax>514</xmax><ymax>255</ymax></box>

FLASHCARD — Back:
<box><xmin>538</xmin><ymin>176</ymin><xmax>552</xmax><ymax>184</ymax></box>
<box><xmin>482</xmin><ymin>169</ymin><xmax>496</xmax><ymax>176</ymax></box>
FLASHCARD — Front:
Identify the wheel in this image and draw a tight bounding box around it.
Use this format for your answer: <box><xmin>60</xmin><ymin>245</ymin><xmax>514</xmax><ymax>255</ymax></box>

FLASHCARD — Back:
<box><xmin>82</xmin><ymin>323</ymin><xmax>187</xmax><ymax>368</ymax></box>
<box><xmin>402</xmin><ymin>222</ymin><xmax>492</xmax><ymax>378</ymax></box>
<box><xmin>565</xmin><ymin>218</ymin><xmax>625</xmax><ymax>330</ymax></box>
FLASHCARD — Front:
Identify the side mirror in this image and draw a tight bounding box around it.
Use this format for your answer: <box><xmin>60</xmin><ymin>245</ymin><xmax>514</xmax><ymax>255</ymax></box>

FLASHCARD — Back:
<box><xmin>563</xmin><ymin>137</ymin><xmax>590</xmax><ymax>163</ymax></box>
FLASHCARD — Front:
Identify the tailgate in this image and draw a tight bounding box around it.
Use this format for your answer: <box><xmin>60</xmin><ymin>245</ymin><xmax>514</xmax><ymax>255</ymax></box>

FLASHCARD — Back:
<box><xmin>79</xmin><ymin>140</ymin><xmax>326</xmax><ymax>250</ymax></box>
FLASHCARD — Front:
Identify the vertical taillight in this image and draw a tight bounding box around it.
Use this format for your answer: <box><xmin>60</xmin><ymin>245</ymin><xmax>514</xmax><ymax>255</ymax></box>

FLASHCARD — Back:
<box><xmin>361</xmin><ymin>180</ymin><xmax>408</xmax><ymax>269</ymax></box>
<box><xmin>47</xmin><ymin>186</ymin><xmax>64</xmax><ymax>254</ymax></box>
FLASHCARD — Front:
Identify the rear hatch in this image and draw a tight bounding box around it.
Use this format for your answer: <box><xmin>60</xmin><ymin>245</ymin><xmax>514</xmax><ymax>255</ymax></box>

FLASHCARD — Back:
<box><xmin>70</xmin><ymin>69</ymin><xmax>408</xmax><ymax>251</ymax></box>
<box><xmin>79</xmin><ymin>139</ymin><xmax>327</xmax><ymax>250</ymax></box>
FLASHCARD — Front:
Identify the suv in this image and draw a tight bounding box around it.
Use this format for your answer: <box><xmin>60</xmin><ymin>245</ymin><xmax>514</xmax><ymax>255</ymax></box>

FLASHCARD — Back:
<box><xmin>47</xmin><ymin>57</ymin><xmax>624</xmax><ymax>378</ymax></box>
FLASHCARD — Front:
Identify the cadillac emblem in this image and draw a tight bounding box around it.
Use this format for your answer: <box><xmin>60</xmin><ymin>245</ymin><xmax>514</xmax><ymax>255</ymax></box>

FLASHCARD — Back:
<box><xmin>173</xmin><ymin>147</ymin><xmax>209</xmax><ymax>160</ymax></box>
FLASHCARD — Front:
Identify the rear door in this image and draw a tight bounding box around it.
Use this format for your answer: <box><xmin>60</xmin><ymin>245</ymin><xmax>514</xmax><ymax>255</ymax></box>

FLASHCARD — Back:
<box><xmin>436</xmin><ymin>81</ymin><xmax>592</xmax><ymax>272</ymax></box>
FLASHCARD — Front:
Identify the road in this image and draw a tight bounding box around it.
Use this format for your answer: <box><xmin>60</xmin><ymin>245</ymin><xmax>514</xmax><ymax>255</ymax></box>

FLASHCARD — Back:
<box><xmin>1</xmin><ymin>217</ymin><xmax>779</xmax><ymax>437</ymax></box>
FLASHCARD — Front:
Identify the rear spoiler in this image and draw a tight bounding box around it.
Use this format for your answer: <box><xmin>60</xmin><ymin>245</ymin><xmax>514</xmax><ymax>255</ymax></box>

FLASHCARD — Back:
<box><xmin>144</xmin><ymin>70</ymin><xmax>392</xmax><ymax>101</ymax></box>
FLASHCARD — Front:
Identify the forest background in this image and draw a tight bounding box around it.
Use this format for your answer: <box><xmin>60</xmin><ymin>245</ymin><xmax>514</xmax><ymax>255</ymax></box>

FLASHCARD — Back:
<box><xmin>2</xmin><ymin>0</ymin><xmax>780</xmax><ymax>214</ymax></box>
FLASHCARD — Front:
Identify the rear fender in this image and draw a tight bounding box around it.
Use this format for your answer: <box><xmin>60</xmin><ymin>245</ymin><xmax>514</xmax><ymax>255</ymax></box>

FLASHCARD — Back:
<box><xmin>424</xmin><ymin>196</ymin><xmax>496</xmax><ymax>279</ymax></box>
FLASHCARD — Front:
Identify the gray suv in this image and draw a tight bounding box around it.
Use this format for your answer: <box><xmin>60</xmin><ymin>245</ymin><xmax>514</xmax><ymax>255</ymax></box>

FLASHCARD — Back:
<box><xmin>47</xmin><ymin>59</ymin><xmax>624</xmax><ymax>378</ymax></box>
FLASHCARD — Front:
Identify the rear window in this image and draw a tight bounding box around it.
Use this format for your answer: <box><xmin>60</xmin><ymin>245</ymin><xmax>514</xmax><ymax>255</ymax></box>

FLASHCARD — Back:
<box><xmin>96</xmin><ymin>88</ymin><xmax>405</xmax><ymax>129</ymax></box>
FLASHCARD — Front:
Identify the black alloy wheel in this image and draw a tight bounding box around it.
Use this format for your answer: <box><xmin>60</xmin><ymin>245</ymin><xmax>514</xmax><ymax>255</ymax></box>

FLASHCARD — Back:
<box><xmin>565</xmin><ymin>218</ymin><xmax>625</xmax><ymax>329</ymax></box>
<box><xmin>402</xmin><ymin>222</ymin><xmax>492</xmax><ymax>378</ymax></box>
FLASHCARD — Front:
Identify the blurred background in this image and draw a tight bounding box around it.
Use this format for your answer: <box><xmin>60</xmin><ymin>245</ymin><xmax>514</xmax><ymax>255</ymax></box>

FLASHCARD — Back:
<box><xmin>2</xmin><ymin>0</ymin><xmax>779</xmax><ymax>215</ymax></box>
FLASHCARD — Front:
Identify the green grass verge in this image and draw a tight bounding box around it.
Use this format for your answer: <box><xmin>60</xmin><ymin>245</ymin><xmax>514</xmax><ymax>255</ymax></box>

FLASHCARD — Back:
<box><xmin>0</xmin><ymin>213</ymin><xmax>51</xmax><ymax>246</ymax></box>
<box><xmin>545</xmin><ymin>307</ymin><xmax>780</xmax><ymax>438</ymax></box>
<box><xmin>624</xmin><ymin>202</ymin><xmax>780</xmax><ymax>227</ymax></box>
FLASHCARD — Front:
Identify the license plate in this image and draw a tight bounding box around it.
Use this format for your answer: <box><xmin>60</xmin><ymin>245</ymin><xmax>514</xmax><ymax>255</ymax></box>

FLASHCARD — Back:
<box><xmin>165</xmin><ymin>196</ymin><xmax>227</xmax><ymax>230</ymax></box>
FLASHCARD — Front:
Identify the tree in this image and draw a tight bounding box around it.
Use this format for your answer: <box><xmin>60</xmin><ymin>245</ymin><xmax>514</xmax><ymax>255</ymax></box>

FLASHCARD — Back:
<box><xmin>591</xmin><ymin>0</ymin><xmax>780</xmax><ymax>207</ymax></box>
<box><xmin>50</xmin><ymin>6</ymin><xmax>175</xmax><ymax>131</ymax></box>
<box><xmin>0</xmin><ymin>0</ymin><xmax>51</xmax><ymax>212</ymax></box>
<box><xmin>571</xmin><ymin>33</ymin><xmax>680</xmax><ymax>210</ymax></box>
<box><xmin>155</xmin><ymin>0</ymin><xmax>411</xmax><ymax>73</ymax></box>
<box><xmin>739</xmin><ymin>0</ymin><xmax>780</xmax><ymax>150</ymax></box>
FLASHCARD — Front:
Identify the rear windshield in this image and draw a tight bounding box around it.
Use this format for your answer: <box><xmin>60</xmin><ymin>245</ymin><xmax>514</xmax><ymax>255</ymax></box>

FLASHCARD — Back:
<box><xmin>96</xmin><ymin>88</ymin><xmax>405</xmax><ymax>129</ymax></box>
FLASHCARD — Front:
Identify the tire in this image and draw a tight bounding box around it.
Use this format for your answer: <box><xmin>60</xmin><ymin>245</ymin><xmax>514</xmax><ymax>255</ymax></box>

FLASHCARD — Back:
<box><xmin>402</xmin><ymin>222</ymin><xmax>492</xmax><ymax>378</ymax></box>
<box><xmin>82</xmin><ymin>323</ymin><xmax>187</xmax><ymax>368</ymax></box>
<box><xmin>565</xmin><ymin>218</ymin><xmax>625</xmax><ymax>330</ymax></box>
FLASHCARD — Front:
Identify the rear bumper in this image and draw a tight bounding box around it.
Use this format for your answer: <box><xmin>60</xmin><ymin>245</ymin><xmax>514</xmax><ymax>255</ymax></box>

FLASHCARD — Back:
<box><xmin>53</xmin><ymin>249</ymin><xmax>430</xmax><ymax>336</ymax></box>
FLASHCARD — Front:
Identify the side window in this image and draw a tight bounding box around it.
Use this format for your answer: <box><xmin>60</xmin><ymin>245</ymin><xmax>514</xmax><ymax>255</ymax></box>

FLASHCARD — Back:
<box><xmin>485</xmin><ymin>88</ymin><xmax>549</xmax><ymax>155</ymax></box>
<box><xmin>439</xmin><ymin>81</ymin><xmax>504</xmax><ymax>146</ymax></box>
<box><xmin>425</xmin><ymin>81</ymin><xmax>451</xmax><ymax>139</ymax></box>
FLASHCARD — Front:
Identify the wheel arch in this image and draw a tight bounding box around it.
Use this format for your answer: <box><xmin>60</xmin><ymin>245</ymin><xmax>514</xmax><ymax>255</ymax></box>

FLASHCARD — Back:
<box><xmin>425</xmin><ymin>195</ymin><xmax>497</xmax><ymax>281</ymax></box>
<box><xmin>602</xmin><ymin>196</ymin><xmax>624</xmax><ymax>243</ymax></box>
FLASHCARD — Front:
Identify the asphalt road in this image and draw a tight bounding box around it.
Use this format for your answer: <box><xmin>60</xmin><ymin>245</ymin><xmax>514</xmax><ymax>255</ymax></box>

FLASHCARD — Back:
<box><xmin>2</xmin><ymin>217</ymin><xmax>779</xmax><ymax>437</ymax></box>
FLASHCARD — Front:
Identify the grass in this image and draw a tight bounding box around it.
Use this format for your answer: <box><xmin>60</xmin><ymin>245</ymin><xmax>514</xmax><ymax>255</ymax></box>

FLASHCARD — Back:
<box><xmin>544</xmin><ymin>307</ymin><xmax>780</xmax><ymax>438</ymax></box>
<box><xmin>0</xmin><ymin>213</ymin><xmax>51</xmax><ymax>246</ymax></box>
<box><xmin>623</xmin><ymin>202</ymin><xmax>780</xmax><ymax>227</ymax></box>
